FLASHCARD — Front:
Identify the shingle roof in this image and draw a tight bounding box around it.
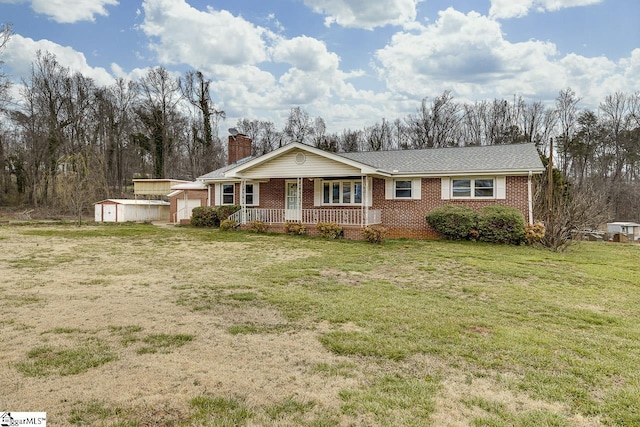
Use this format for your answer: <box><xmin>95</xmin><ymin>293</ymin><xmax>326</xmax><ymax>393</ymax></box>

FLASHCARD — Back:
<box><xmin>338</xmin><ymin>143</ymin><xmax>544</xmax><ymax>174</ymax></box>
<box><xmin>95</xmin><ymin>199</ymin><xmax>170</xmax><ymax>206</ymax></box>
<box><xmin>198</xmin><ymin>156</ymin><xmax>255</xmax><ymax>180</ymax></box>
<box><xmin>198</xmin><ymin>143</ymin><xmax>544</xmax><ymax>180</ymax></box>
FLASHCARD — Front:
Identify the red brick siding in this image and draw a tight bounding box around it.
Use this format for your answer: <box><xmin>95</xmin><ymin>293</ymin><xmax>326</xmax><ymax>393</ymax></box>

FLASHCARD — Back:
<box><xmin>228</xmin><ymin>135</ymin><xmax>252</xmax><ymax>165</ymax></box>
<box><xmin>228</xmin><ymin>176</ymin><xmax>533</xmax><ymax>239</ymax></box>
<box><xmin>370</xmin><ymin>176</ymin><xmax>531</xmax><ymax>239</ymax></box>
<box><xmin>258</xmin><ymin>179</ymin><xmax>286</xmax><ymax>209</ymax></box>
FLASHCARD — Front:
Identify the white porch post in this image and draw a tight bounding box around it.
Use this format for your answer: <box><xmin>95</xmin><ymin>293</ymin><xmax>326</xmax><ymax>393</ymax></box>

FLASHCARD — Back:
<box><xmin>240</xmin><ymin>179</ymin><xmax>247</xmax><ymax>224</ymax></box>
<box><xmin>183</xmin><ymin>191</ymin><xmax>187</xmax><ymax>222</ymax></box>
<box><xmin>363</xmin><ymin>175</ymin><xmax>369</xmax><ymax>226</ymax></box>
<box><xmin>527</xmin><ymin>171</ymin><xmax>533</xmax><ymax>225</ymax></box>
<box><xmin>298</xmin><ymin>177</ymin><xmax>303</xmax><ymax>222</ymax></box>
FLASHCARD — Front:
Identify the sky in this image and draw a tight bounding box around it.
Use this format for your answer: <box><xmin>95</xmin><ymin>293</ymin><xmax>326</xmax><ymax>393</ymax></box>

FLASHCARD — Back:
<box><xmin>0</xmin><ymin>0</ymin><xmax>638</xmax><ymax>133</ymax></box>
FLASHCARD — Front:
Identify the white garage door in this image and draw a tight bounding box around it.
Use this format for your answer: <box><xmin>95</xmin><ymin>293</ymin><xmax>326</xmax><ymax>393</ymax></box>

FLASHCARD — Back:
<box><xmin>177</xmin><ymin>199</ymin><xmax>202</xmax><ymax>222</ymax></box>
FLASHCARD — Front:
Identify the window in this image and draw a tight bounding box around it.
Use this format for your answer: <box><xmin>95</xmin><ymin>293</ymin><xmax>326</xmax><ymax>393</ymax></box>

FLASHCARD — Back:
<box><xmin>322</xmin><ymin>180</ymin><xmax>362</xmax><ymax>205</ymax></box>
<box><xmin>386</xmin><ymin>178</ymin><xmax>421</xmax><ymax>200</ymax></box>
<box><xmin>395</xmin><ymin>180</ymin><xmax>412</xmax><ymax>198</ymax></box>
<box><xmin>245</xmin><ymin>184</ymin><xmax>254</xmax><ymax>205</ymax></box>
<box><xmin>452</xmin><ymin>178</ymin><xmax>494</xmax><ymax>198</ymax></box>
<box><xmin>222</xmin><ymin>184</ymin><xmax>234</xmax><ymax>204</ymax></box>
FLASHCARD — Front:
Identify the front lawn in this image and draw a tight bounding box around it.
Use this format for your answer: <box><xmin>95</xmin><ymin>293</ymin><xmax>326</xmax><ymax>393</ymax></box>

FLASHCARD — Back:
<box><xmin>1</xmin><ymin>224</ymin><xmax>638</xmax><ymax>425</ymax></box>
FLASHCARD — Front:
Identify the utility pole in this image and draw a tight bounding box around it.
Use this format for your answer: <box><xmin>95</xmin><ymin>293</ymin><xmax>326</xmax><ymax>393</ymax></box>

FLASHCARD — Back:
<box><xmin>548</xmin><ymin>137</ymin><xmax>554</xmax><ymax>216</ymax></box>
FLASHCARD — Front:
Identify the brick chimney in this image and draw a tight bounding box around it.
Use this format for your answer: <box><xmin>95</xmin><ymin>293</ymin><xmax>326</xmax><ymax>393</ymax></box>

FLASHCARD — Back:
<box><xmin>228</xmin><ymin>134</ymin><xmax>252</xmax><ymax>165</ymax></box>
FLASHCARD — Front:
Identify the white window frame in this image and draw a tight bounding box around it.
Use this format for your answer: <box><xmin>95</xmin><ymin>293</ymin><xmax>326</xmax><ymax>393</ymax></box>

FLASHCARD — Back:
<box><xmin>451</xmin><ymin>178</ymin><xmax>495</xmax><ymax>199</ymax></box>
<box><xmin>321</xmin><ymin>179</ymin><xmax>363</xmax><ymax>205</ymax></box>
<box><xmin>244</xmin><ymin>183</ymin><xmax>259</xmax><ymax>206</ymax></box>
<box><xmin>385</xmin><ymin>178</ymin><xmax>422</xmax><ymax>200</ymax></box>
<box><xmin>222</xmin><ymin>183</ymin><xmax>235</xmax><ymax>205</ymax></box>
<box><xmin>394</xmin><ymin>180</ymin><xmax>412</xmax><ymax>199</ymax></box>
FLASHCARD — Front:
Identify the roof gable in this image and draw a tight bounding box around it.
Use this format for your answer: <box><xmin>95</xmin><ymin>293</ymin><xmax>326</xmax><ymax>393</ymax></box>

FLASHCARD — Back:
<box><xmin>224</xmin><ymin>142</ymin><xmax>378</xmax><ymax>178</ymax></box>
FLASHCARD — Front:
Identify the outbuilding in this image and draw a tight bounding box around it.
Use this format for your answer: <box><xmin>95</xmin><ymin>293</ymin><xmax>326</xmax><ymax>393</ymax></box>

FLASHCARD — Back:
<box><xmin>606</xmin><ymin>222</ymin><xmax>640</xmax><ymax>241</ymax></box>
<box><xmin>94</xmin><ymin>199</ymin><xmax>170</xmax><ymax>223</ymax></box>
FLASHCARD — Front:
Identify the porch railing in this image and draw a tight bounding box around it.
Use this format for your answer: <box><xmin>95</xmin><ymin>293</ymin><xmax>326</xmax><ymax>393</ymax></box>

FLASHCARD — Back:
<box><xmin>229</xmin><ymin>208</ymin><xmax>382</xmax><ymax>226</ymax></box>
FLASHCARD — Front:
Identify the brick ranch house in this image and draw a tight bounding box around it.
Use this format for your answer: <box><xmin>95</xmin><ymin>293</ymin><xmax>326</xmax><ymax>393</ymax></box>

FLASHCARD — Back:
<box><xmin>169</xmin><ymin>135</ymin><xmax>545</xmax><ymax>239</ymax></box>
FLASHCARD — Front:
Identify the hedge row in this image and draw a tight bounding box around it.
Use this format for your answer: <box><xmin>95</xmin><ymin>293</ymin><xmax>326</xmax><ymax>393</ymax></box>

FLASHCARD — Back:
<box><xmin>191</xmin><ymin>205</ymin><xmax>241</xmax><ymax>227</ymax></box>
<box><xmin>426</xmin><ymin>205</ymin><xmax>526</xmax><ymax>244</ymax></box>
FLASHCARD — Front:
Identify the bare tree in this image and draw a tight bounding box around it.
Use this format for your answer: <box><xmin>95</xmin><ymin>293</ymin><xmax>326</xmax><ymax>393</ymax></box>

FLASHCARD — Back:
<box><xmin>58</xmin><ymin>150</ymin><xmax>107</xmax><ymax>225</ymax></box>
<box><xmin>181</xmin><ymin>70</ymin><xmax>225</xmax><ymax>175</ymax></box>
<box><xmin>311</xmin><ymin>116</ymin><xmax>327</xmax><ymax>148</ymax></box>
<box><xmin>535</xmin><ymin>176</ymin><xmax>609</xmax><ymax>251</ymax></box>
<box><xmin>283</xmin><ymin>106</ymin><xmax>312</xmax><ymax>144</ymax></box>
<box><xmin>135</xmin><ymin>67</ymin><xmax>182</xmax><ymax>178</ymax></box>
<box><xmin>0</xmin><ymin>23</ymin><xmax>12</xmax><ymax>108</ymax></box>
<box><xmin>236</xmin><ymin>118</ymin><xmax>261</xmax><ymax>152</ymax></box>
<box><xmin>19</xmin><ymin>51</ymin><xmax>74</xmax><ymax>206</ymax></box>
<box><xmin>555</xmin><ymin>88</ymin><xmax>581</xmax><ymax>176</ymax></box>
<box><xmin>364</xmin><ymin>118</ymin><xmax>393</xmax><ymax>151</ymax></box>
<box><xmin>339</xmin><ymin>129</ymin><xmax>362</xmax><ymax>152</ymax></box>
<box><xmin>94</xmin><ymin>78</ymin><xmax>137</xmax><ymax>193</ymax></box>
<box><xmin>258</xmin><ymin>120</ymin><xmax>280</xmax><ymax>155</ymax></box>
<box><xmin>520</xmin><ymin>100</ymin><xmax>551</xmax><ymax>145</ymax></box>
<box><xmin>406</xmin><ymin>91</ymin><xmax>461</xmax><ymax>148</ymax></box>
<box><xmin>0</xmin><ymin>23</ymin><xmax>13</xmax><ymax>199</ymax></box>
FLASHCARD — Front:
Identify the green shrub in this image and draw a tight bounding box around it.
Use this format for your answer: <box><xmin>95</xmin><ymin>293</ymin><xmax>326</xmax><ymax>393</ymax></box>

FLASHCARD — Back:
<box><xmin>525</xmin><ymin>222</ymin><xmax>546</xmax><ymax>245</ymax></box>
<box><xmin>316</xmin><ymin>222</ymin><xmax>343</xmax><ymax>239</ymax></box>
<box><xmin>219</xmin><ymin>219</ymin><xmax>238</xmax><ymax>231</ymax></box>
<box><xmin>249</xmin><ymin>220</ymin><xmax>268</xmax><ymax>233</ymax></box>
<box><xmin>476</xmin><ymin>205</ymin><xmax>526</xmax><ymax>244</ymax></box>
<box><xmin>190</xmin><ymin>205</ymin><xmax>240</xmax><ymax>227</ymax></box>
<box><xmin>216</xmin><ymin>205</ymin><xmax>241</xmax><ymax>222</ymax></box>
<box><xmin>425</xmin><ymin>205</ymin><xmax>477</xmax><ymax>240</ymax></box>
<box><xmin>362</xmin><ymin>225</ymin><xmax>387</xmax><ymax>244</ymax></box>
<box><xmin>191</xmin><ymin>206</ymin><xmax>218</xmax><ymax>227</ymax></box>
<box><xmin>283</xmin><ymin>221</ymin><xmax>306</xmax><ymax>235</ymax></box>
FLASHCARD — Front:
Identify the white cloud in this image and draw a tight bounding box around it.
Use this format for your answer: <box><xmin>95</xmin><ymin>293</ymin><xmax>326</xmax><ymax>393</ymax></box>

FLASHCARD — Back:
<box><xmin>271</xmin><ymin>36</ymin><xmax>339</xmax><ymax>73</ymax></box>
<box><xmin>374</xmin><ymin>7</ymin><xmax>640</xmax><ymax>109</ymax></box>
<box><xmin>140</xmin><ymin>0</ymin><xmax>270</xmax><ymax>68</ymax></box>
<box><xmin>303</xmin><ymin>0</ymin><xmax>418</xmax><ymax>29</ymax></box>
<box><xmin>375</xmin><ymin>8</ymin><xmax>556</xmax><ymax>96</ymax></box>
<box><xmin>3</xmin><ymin>34</ymin><xmax>115</xmax><ymax>86</ymax></box>
<box><xmin>489</xmin><ymin>0</ymin><xmax>603</xmax><ymax>19</ymax></box>
<box><xmin>137</xmin><ymin>0</ymin><xmax>379</xmax><ymax>130</ymax></box>
<box><xmin>0</xmin><ymin>0</ymin><xmax>118</xmax><ymax>23</ymax></box>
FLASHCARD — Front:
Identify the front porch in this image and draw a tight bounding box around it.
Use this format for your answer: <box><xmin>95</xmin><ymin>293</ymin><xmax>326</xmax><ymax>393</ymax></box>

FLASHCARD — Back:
<box><xmin>229</xmin><ymin>208</ymin><xmax>382</xmax><ymax>227</ymax></box>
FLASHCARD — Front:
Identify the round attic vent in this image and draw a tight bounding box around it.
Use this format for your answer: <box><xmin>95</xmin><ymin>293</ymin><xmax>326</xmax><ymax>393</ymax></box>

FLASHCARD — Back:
<box><xmin>295</xmin><ymin>152</ymin><xmax>306</xmax><ymax>165</ymax></box>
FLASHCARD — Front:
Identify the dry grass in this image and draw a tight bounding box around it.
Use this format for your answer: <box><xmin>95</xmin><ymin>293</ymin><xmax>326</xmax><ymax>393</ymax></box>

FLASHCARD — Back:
<box><xmin>0</xmin><ymin>225</ymin><xmax>350</xmax><ymax>425</ymax></box>
<box><xmin>1</xmin><ymin>223</ymin><xmax>638</xmax><ymax>426</ymax></box>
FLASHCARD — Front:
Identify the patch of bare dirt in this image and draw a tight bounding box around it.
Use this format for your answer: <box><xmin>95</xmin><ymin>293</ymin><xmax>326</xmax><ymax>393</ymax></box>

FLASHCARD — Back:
<box><xmin>0</xmin><ymin>227</ymin><xmax>355</xmax><ymax>424</ymax></box>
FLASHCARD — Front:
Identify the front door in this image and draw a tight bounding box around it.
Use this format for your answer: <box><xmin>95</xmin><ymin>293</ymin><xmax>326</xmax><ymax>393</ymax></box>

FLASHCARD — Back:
<box><xmin>285</xmin><ymin>181</ymin><xmax>301</xmax><ymax>221</ymax></box>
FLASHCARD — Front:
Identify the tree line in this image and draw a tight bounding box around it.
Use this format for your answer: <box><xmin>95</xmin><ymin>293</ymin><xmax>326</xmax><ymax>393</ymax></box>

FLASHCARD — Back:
<box><xmin>0</xmin><ymin>43</ymin><xmax>639</xmax><ymax>222</ymax></box>
<box><xmin>232</xmin><ymin>89</ymin><xmax>640</xmax><ymax>223</ymax></box>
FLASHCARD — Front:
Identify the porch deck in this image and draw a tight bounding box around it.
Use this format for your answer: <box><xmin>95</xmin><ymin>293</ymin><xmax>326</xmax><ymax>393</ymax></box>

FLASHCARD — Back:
<box><xmin>230</xmin><ymin>208</ymin><xmax>382</xmax><ymax>227</ymax></box>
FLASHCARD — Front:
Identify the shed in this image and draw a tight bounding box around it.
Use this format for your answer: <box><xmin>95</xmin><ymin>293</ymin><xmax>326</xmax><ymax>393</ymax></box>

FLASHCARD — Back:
<box><xmin>94</xmin><ymin>199</ymin><xmax>170</xmax><ymax>223</ymax></box>
<box><xmin>607</xmin><ymin>222</ymin><xmax>640</xmax><ymax>241</ymax></box>
<box><xmin>168</xmin><ymin>181</ymin><xmax>208</xmax><ymax>223</ymax></box>
<box><xmin>132</xmin><ymin>179</ymin><xmax>189</xmax><ymax>196</ymax></box>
